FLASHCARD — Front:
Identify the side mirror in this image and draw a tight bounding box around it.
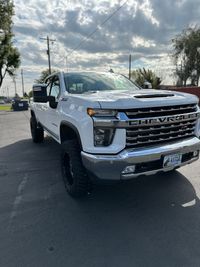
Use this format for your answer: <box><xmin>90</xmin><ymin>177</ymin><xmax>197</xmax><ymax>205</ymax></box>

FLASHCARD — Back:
<box><xmin>32</xmin><ymin>84</ymin><xmax>48</xmax><ymax>103</ymax></box>
<box><xmin>49</xmin><ymin>96</ymin><xmax>58</xmax><ymax>109</ymax></box>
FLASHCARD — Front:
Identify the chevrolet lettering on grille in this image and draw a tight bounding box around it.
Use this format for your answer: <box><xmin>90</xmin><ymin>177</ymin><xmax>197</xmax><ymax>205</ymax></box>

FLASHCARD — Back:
<box><xmin>129</xmin><ymin>113</ymin><xmax>199</xmax><ymax>126</ymax></box>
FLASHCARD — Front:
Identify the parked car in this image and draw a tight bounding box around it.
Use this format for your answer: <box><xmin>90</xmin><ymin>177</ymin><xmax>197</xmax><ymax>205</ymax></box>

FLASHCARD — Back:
<box><xmin>11</xmin><ymin>99</ymin><xmax>29</xmax><ymax>111</ymax></box>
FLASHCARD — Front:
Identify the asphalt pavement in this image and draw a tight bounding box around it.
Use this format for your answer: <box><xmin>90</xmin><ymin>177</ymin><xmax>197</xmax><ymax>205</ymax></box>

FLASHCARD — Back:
<box><xmin>0</xmin><ymin>110</ymin><xmax>200</xmax><ymax>267</ymax></box>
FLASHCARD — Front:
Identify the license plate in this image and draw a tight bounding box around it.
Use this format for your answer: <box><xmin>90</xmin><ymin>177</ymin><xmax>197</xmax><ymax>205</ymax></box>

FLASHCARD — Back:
<box><xmin>163</xmin><ymin>153</ymin><xmax>182</xmax><ymax>168</ymax></box>
<box><xmin>18</xmin><ymin>103</ymin><xmax>23</xmax><ymax>107</ymax></box>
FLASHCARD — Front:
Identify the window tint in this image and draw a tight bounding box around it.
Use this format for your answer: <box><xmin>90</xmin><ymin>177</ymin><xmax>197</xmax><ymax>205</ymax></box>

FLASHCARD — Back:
<box><xmin>64</xmin><ymin>72</ymin><xmax>140</xmax><ymax>94</ymax></box>
<box><xmin>50</xmin><ymin>77</ymin><xmax>60</xmax><ymax>98</ymax></box>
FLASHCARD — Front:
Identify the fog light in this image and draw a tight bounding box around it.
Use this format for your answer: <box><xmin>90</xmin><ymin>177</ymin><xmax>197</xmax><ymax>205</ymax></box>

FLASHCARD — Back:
<box><xmin>193</xmin><ymin>151</ymin><xmax>199</xmax><ymax>157</ymax></box>
<box><xmin>122</xmin><ymin>165</ymin><xmax>136</xmax><ymax>174</ymax></box>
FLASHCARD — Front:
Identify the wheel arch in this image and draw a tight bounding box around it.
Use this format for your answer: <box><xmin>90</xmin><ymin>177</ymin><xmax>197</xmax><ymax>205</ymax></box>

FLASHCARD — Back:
<box><xmin>60</xmin><ymin>121</ymin><xmax>82</xmax><ymax>149</ymax></box>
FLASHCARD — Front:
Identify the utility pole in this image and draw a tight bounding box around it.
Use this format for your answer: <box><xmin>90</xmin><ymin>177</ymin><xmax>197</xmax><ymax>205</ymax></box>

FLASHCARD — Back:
<box><xmin>40</xmin><ymin>36</ymin><xmax>56</xmax><ymax>75</ymax></box>
<box><xmin>13</xmin><ymin>76</ymin><xmax>17</xmax><ymax>96</ymax></box>
<box><xmin>129</xmin><ymin>54</ymin><xmax>132</xmax><ymax>80</ymax></box>
<box><xmin>21</xmin><ymin>69</ymin><xmax>25</xmax><ymax>96</ymax></box>
<box><xmin>7</xmin><ymin>86</ymin><xmax>9</xmax><ymax>98</ymax></box>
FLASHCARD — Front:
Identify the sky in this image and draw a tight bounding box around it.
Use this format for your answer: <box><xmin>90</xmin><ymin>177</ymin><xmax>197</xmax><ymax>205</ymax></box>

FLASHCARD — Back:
<box><xmin>1</xmin><ymin>0</ymin><xmax>200</xmax><ymax>96</ymax></box>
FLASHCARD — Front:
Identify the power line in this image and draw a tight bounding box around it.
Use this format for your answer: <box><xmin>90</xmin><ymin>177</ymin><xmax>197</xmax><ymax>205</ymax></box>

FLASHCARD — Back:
<box><xmin>59</xmin><ymin>0</ymin><xmax>129</xmax><ymax>64</ymax></box>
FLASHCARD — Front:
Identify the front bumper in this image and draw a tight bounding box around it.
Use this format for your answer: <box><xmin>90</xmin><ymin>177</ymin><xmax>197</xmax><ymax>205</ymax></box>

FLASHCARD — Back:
<box><xmin>81</xmin><ymin>137</ymin><xmax>200</xmax><ymax>181</ymax></box>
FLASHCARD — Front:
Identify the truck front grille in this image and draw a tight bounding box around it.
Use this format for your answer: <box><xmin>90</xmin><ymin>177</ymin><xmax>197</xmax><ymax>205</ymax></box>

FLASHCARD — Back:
<box><xmin>125</xmin><ymin>104</ymin><xmax>197</xmax><ymax>118</ymax></box>
<box><xmin>125</xmin><ymin>104</ymin><xmax>198</xmax><ymax>148</ymax></box>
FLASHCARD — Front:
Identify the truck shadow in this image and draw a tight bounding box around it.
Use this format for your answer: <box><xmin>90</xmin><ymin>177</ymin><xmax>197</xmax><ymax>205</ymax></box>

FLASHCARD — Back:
<box><xmin>1</xmin><ymin>137</ymin><xmax>200</xmax><ymax>266</ymax></box>
<box><xmin>76</xmin><ymin>168</ymin><xmax>200</xmax><ymax>266</ymax></box>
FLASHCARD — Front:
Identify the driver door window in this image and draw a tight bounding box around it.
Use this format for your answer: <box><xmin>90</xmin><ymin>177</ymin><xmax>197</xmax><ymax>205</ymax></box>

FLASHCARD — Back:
<box><xmin>50</xmin><ymin>76</ymin><xmax>60</xmax><ymax>99</ymax></box>
<box><xmin>45</xmin><ymin>78</ymin><xmax>52</xmax><ymax>96</ymax></box>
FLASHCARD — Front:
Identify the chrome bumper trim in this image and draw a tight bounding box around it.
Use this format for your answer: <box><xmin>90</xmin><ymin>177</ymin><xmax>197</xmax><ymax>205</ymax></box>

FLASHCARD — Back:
<box><xmin>81</xmin><ymin>137</ymin><xmax>200</xmax><ymax>181</ymax></box>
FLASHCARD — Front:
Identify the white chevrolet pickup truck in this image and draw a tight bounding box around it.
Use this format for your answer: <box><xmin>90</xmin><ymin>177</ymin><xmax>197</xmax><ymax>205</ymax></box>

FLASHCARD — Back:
<box><xmin>30</xmin><ymin>71</ymin><xmax>200</xmax><ymax>197</ymax></box>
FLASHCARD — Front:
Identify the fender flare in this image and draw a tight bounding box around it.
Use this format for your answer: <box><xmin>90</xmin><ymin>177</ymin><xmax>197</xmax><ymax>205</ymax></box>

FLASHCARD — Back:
<box><xmin>60</xmin><ymin>121</ymin><xmax>83</xmax><ymax>149</ymax></box>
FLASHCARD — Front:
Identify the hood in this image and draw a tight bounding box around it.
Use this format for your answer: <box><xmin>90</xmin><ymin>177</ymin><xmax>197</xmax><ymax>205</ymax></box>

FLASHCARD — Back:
<box><xmin>75</xmin><ymin>89</ymin><xmax>198</xmax><ymax>109</ymax></box>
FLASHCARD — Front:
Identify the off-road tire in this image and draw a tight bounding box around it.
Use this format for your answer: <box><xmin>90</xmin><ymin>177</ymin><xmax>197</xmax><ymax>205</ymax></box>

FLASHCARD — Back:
<box><xmin>61</xmin><ymin>140</ymin><xmax>89</xmax><ymax>197</ymax></box>
<box><xmin>30</xmin><ymin>116</ymin><xmax>44</xmax><ymax>143</ymax></box>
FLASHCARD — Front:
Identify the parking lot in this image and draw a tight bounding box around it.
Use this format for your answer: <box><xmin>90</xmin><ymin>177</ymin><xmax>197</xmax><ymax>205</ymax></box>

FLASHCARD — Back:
<box><xmin>1</xmin><ymin>110</ymin><xmax>200</xmax><ymax>267</ymax></box>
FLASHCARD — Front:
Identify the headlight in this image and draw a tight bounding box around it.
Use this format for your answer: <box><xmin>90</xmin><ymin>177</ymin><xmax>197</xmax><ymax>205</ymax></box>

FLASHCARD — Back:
<box><xmin>87</xmin><ymin>108</ymin><xmax>117</xmax><ymax>117</ymax></box>
<box><xmin>94</xmin><ymin>128</ymin><xmax>115</xmax><ymax>146</ymax></box>
<box><xmin>88</xmin><ymin>108</ymin><xmax>117</xmax><ymax>146</ymax></box>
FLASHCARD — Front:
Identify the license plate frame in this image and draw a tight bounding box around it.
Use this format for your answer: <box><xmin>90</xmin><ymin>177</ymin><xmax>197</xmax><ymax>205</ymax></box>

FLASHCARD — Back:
<box><xmin>163</xmin><ymin>153</ymin><xmax>182</xmax><ymax>168</ymax></box>
<box><xmin>18</xmin><ymin>103</ymin><xmax>24</xmax><ymax>107</ymax></box>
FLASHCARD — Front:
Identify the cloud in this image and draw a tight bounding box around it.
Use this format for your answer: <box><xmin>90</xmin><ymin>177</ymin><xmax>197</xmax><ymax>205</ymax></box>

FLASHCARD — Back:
<box><xmin>2</xmin><ymin>0</ymin><xmax>199</xmax><ymax>95</ymax></box>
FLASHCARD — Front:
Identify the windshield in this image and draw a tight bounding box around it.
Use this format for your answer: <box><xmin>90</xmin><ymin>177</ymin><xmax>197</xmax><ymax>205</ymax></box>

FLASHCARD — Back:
<box><xmin>64</xmin><ymin>72</ymin><xmax>140</xmax><ymax>94</ymax></box>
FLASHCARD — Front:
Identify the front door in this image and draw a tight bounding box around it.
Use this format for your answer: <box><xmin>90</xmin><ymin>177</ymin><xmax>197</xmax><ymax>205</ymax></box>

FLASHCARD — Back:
<box><xmin>45</xmin><ymin>75</ymin><xmax>61</xmax><ymax>141</ymax></box>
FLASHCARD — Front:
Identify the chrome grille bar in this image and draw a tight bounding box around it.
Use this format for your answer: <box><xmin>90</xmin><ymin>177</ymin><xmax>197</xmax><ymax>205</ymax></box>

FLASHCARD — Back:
<box><xmin>128</xmin><ymin>113</ymin><xmax>199</xmax><ymax>128</ymax></box>
<box><xmin>125</xmin><ymin>104</ymin><xmax>197</xmax><ymax>118</ymax></box>
<box><xmin>126</xmin><ymin>133</ymin><xmax>195</xmax><ymax>148</ymax></box>
<box><xmin>127</xmin><ymin>128</ymin><xmax>195</xmax><ymax>141</ymax></box>
<box><xmin>126</xmin><ymin>121</ymin><xmax>196</xmax><ymax>134</ymax></box>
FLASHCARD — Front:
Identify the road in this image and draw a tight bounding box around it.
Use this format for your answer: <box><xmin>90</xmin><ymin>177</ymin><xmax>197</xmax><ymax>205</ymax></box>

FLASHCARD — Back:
<box><xmin>0</xmin><ymin>110</ymin><xmax>200</xmax><ymax>267</ymax></box>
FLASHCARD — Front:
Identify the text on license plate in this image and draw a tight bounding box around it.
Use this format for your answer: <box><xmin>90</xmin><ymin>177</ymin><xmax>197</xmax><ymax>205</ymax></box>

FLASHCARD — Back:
<box><xmin>163</xmin><ymin>153</ymin><xmax>182</xmax><ymax>168</ymax></box>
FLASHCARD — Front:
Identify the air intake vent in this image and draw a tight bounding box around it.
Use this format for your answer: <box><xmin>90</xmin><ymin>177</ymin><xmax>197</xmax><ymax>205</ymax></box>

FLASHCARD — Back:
<box><xmin>134</xmin><ymin>94</ymin><xmax>174</xmax><ymax>99</ymax></box>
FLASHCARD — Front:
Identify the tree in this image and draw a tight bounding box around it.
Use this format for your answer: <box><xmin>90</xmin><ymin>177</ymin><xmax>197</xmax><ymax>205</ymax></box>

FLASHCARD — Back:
<box><xmin>172</xmin><ymin>26</ymin><xmax>200</xmax><ymax>86</ymax></box>
<box><xmin>0</xmin><ymin>0</ymin><xmax>20</xmax><ymax>88</ymax></box>
<box><xmin>23</xmin><ymin>92</ymin><xmax>28</xmax><ymax>98</ymax></box>
<box><xmin>131</xmin><ymin>68</ymin><xmax>162</xmax><ymax>89</ymax></box>
<box><xmin>28</xmin><ymin>90</ymin><xmax>33</xmax><ymax>98</ymax></box>
<box><xmin>35</xmin><ymin>68</ymin><xmax>58</xmax><ymax>84</ymax></box>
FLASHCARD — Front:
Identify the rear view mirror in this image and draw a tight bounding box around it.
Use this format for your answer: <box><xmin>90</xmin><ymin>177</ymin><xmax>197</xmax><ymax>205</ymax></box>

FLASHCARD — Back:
<box><xmin>32</xmin><ymin>84</ymin><xmax>48</xmax><ymax>103</ymax></box>
<box><xmin>49</xmin><ymin>96</ymin><xmax>58</xmax><ymax>109</ymax></box>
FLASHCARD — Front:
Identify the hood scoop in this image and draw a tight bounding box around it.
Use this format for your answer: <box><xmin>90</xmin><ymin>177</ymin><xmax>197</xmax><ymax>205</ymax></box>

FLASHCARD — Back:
<box><xmin>134</xmin><ymin>93</ymin><xmax>174</xmax><ymax>99</ymax></box>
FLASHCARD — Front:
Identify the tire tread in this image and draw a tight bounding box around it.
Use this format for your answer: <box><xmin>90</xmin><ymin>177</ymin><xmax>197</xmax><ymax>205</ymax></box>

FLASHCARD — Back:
<box><xmin>61</xmin><ymin>139</ymin><xmax>89</xmax><ymax>197</ymax></box>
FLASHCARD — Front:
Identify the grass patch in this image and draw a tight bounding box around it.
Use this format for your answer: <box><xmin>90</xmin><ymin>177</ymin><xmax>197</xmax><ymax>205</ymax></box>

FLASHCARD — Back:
<box><xmin>0</xmin><ymin>105</ymin><xmax>11</xmax><ymax>111</ymax></box>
